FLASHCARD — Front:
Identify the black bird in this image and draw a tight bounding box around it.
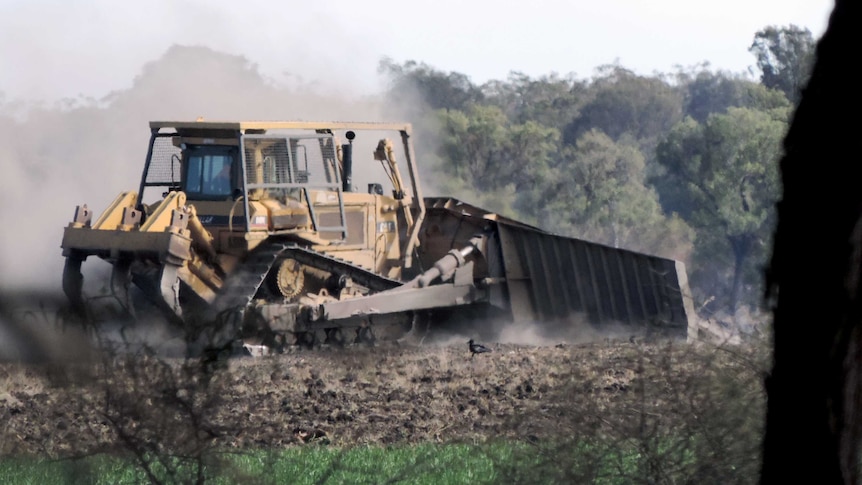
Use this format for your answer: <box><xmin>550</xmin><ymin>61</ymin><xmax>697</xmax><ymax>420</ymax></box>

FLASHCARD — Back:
<box><xmin>468</xmin><ymin>339</ymin><xmax>492</xmax><ymax>358</ymax></box>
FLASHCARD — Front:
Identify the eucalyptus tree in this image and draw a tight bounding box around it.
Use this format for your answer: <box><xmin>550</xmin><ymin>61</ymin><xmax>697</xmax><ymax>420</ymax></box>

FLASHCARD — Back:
<box><xmin>378</xmin><ymin>58</ymin><xmax>483</xmax><ymax>115</ymax></box>
<box><xmin>656</xmin><ymin>107</ymin><xmax>788</xmax><ymax>311</ymax></box>
<box><xmin>540</xmin><ymin>129</ymin><xmax>693</xmax><ymax>261</ymax></box>
<box><xmin>431</xmin><ymin>105</ymin><xmax>559</xmax><ymax>219</ymax></box>
<box><xmin>482</xmin><ymin>71</ymin><xmax>585</xmax><ymax>129</ymax></box>
<box><xmin>678</xmin><ymin>68</ymin><xmax>791</xmax><ymax>124</ymax></box>
<box><xmin>563</xmin><ymin>65</ymin><xmax>684</xmax><ymax>149</ymax></box>
<box><xmin>749</xmin><ymin>25</ymin><xmax>816</xmax><ymax>103</ymax></box>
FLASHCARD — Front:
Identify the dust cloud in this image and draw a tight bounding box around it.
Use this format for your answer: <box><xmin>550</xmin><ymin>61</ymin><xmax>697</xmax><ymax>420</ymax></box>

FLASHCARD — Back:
<box><xmin>0</xmin><ymin>4</ymin><xmax>475</xmax><ymax>357</ymax></box>
<box><xmin>0</xmin><ymin>292</ymin><xmax>95</xmax><ymax>361</ymax></box>
<box><xmin>425</xmin><ymin>312</ymin><xmax>660</xmax><ymax>349</ymax></box>
<box><xmin>0</xmin><ymin>43</ymin><xmax>422</xmax><ymax>292</ymax></box>
<box><xmin>0</xmin><ymin>1</ymin><xmax>387</xmax><ymax>103</ymax></box>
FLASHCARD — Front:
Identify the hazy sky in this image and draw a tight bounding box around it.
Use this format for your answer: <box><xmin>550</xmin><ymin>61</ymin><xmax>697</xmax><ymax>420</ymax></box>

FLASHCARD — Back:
<box><xmin>0</xmin><ymin>0</ymin><xmax>833</xmax><ymax>103</ymax></box>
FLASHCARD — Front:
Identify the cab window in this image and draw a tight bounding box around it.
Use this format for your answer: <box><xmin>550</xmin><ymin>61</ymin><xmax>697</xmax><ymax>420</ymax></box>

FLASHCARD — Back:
<box><xmin>183</xmin><ymin>146</ymin><xmax>237</xmax><ymax>199</ymax></box>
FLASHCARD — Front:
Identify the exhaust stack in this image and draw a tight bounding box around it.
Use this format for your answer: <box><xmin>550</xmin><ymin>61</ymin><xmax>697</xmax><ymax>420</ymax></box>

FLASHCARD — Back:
<box><xmin>341</xmin><ymin>130</ymin><xmax>355</xmax><ymax>192</ymax></box>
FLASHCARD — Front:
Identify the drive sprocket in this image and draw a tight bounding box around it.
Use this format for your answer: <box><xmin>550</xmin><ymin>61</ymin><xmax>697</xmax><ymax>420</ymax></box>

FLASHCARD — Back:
<box><xmin>276</xmin><ymin>258</ymin><xmax>305</xmax><ymax>299</ymax></box>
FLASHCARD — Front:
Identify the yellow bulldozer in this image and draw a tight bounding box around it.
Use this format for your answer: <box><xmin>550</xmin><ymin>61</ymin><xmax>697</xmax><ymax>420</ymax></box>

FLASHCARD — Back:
<box><xmin>61</xmin><ymin>120</ymin><xmax>695</xmax><ymax>352</ymax></box>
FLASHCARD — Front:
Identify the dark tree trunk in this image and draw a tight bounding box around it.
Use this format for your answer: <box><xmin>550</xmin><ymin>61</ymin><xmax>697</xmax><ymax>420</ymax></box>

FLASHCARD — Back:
<box><xmin>729</xmin><ymin>233</ymin><xmax>754</xmax><ymax>313</ymax></box>
<box><xmin>763</xmin><ymin>1</ymin><xmax>862</xmax><ymax>484</ymax></box>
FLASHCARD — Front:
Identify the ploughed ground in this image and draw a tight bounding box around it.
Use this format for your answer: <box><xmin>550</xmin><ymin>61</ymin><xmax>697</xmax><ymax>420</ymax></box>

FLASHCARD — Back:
<box><xmin>0</xmin><ymin>332</ymin><xmax>764</xmax><ymax>458</ymax></box>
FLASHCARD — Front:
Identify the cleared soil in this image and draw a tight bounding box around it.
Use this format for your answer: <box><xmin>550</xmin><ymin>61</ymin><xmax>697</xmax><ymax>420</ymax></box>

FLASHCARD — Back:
<box><xmin>0</xmin><ymin>333</ymin><xmax>764</xmax><ymax>458</ymax></box>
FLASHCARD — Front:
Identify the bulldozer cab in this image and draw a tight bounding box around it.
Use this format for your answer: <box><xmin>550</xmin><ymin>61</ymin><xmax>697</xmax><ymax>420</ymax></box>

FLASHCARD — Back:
<box><xmin>138</xmin><ymin>123</ymin><xmax>347</xmax><ymax>238</ymax></box>
<box><xmin>130</xmin><ymin>120</ymin><xmax>426</xmax><ymax>273</ymax></box>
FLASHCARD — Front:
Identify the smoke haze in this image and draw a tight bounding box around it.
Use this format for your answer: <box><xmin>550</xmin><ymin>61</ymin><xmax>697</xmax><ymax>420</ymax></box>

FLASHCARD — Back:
<box><xmin>0</xmin><ymin>0</ymin><xmax>833</xmax><ymax>104</ymax></box>
<box><xmin>0</xmin><ymin>40</ymin><xmax>409</xmax><ymax>290</ymax></box>
<box><xmin>0</xmin><ymin>1</ymin><xmax>389</xmax><ymax>103</ymax></box>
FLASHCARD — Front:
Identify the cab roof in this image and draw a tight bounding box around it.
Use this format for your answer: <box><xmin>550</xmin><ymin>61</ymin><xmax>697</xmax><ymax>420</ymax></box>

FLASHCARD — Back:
<box><xmin>149</xmin><ymin>120</ymin><xmax>413</xmax><ymax>134</ymax></box>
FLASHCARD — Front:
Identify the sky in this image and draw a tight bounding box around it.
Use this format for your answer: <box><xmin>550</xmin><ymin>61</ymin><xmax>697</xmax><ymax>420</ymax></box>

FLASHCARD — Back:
<box><xmin>0</xmin><ymin>0</ymin><xmax>834</xmax><ymax>104</ymax></box>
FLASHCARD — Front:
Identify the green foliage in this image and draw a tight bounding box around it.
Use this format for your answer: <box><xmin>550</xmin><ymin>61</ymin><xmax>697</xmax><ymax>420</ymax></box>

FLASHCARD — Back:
<box><xmin>749</xmin><ymin>25</ymin><xmax>816</xmax><ymax>103</ymax></box>
<box><xmin>0</xmin><ymin>444</ymin><xmax>502</xmax><ymax>485</ymax></box>
<box><xmin>425</xmin><ymin>164</ymin><xmax>522</xmax><ymax>220</ymax></box>
<box><xmin>377</xmin><ymin>57</ymin><xmax>792</xmax><ymax>303</ymax></box>
<box><xmin>482</xmin><ymin>71</ymin><xmax>586</xmax><ymax>127</ymax></box>
<box><xmin>0</xmin><ymin>430</ymin><xmax>759</xmax><ymax>485</ymax></box>
<box><xmin>433</xmin><ymin>105</ymin><xmax>559</xmax><ymax>196</ymax></box>
<box><xmin>656</xmin><ymin>107</ymin><xmax>787</xmax><ymax>310</ymax></box>
<box><xmin>677</xmin><ymin>68</ymin><xmax>792</xmax><ymax>124</ymax></box>
<box><xmin>378</xmin><ymin>58</ymin><xmax>484</xmax><ymax>116</ymax></box>
<box><xmin>563</xmin><ymin>65</ymin><xmax>684</xmax><ymax>147</ymax></box>
<box><xmin>246</xmin><ymin>444</ymin><xmax>502</xmax><ymax>485</ymax></box>
<box><xmin>434</xmin><ymin>106</ymin><xmax>507</xmax><ymax>189</ymax></box>
<box><xmin>735</xmin><ymin>82</ymin><xmax>792</xmax><ymax>114</ymax></box>
<box><xmin>538</xmin><ymin>130</ymin><xmax>693</xmax><ymax>260</ymax></box>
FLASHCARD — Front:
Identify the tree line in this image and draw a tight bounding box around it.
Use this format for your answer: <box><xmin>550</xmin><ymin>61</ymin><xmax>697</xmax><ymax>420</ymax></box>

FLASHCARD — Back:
<box><xmin>379</xmin><ymin>24</ymin><xmax>815</xmax><ymax>321</ymax></box>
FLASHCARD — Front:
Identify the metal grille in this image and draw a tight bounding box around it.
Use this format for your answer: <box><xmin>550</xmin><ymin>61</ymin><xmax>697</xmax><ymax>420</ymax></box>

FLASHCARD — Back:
<box><xmin>242</xmin><ymin>135</ymin><xmax>340</xmax><ymax>189</ymax></box>
<box><xmin>145</xmin><ymin>135</ymin><xmax>182</xmax><ymax>186</ymax></box>
<box><xmin>242</xmin><ymin>134</ymin><xmax>346</xmax><ymax>238</ymax></box>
